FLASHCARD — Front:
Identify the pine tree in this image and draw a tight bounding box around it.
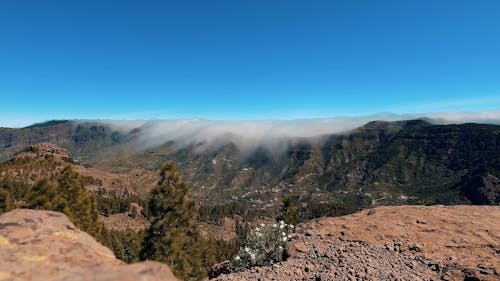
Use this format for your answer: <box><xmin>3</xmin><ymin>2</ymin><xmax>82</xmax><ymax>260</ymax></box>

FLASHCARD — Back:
<box><xmin>25</xmin><ymin>166</ymin><xmax>101</xmax><ymax>237</ymax></box>
<box><xmin>122</xmin><ymin>229</ymin><xmax>143</xmax><ymax>263</ymax></box>
<box><xmin>0</xmin><ymin>188</ymin><xmax>14</xmax><ymax>213</ymax></box>
<box><xmin>26</xmin><ymin>178</ymin><xmax>69</xmax><ymax>213</ymax></box>
<box><xmin>57</xmin><ymin>166</ymin><xmax>101</xmax><ymax>236</ymax></box>
<box><xmin>141</xmin><ymin>161</ymin><xmax>206</xmax><ymax>280</ymax></box>
<box><xmin>278</xmin><ymin>197</ymin><xmax>300</xmax><ymax>226</ymax></box>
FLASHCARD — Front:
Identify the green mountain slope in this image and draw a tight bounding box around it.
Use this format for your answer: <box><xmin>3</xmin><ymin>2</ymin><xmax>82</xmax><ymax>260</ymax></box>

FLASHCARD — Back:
<box><xmin>1</xmin><ymin>120</ymin><xmax>498</xmax><ymax>211</ymax></box>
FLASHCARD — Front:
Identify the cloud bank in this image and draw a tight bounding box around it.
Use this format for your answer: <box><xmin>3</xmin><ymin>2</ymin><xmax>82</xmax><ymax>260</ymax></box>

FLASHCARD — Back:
<box><xmin>102</xmin><ymin>111</ymin><xmax>500</xmax><ymax>155</ymax></box>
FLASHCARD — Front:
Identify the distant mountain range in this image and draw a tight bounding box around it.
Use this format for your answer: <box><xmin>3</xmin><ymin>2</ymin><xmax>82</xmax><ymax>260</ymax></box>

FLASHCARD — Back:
<box><xmin>1</xmin><ymin>119</ymin><xmax>498</xmax><ymax>210</ymax></box>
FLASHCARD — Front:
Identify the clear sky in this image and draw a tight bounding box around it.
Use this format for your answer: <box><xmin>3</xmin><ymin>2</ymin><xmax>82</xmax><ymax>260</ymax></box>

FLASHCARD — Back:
<box><xmin>1</xmin><ymin>0</ymin><xmax>499</xmax><ymax>127</ymax></box>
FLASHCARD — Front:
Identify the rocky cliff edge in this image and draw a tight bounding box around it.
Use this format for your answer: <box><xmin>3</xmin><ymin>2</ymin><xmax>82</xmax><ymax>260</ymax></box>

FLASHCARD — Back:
<box><xmin>0</xmin><ymin>209</ymin><xmax>177</xmax><ymax>281</ymax></box>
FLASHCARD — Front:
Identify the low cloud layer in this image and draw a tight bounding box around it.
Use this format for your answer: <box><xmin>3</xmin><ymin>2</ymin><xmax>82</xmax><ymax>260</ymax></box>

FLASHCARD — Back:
<box><xmin>103</xmin><ymin>111</ymin><xmax>500</xmax><ymax>155</ymax></box>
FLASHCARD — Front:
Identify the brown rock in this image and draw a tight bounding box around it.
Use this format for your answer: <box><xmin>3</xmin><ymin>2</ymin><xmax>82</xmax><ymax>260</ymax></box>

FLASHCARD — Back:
<box><xmin>408</xmin><ymin>244</ymin><xmax>422</xmax><ymax>252</ymax></box>
<box><xmin>293</xmin><ymin>241</ymin><xmax>308</xmax><ymax>253</ymax></box>
<box><xmin>0</xmin><ymin>209</ymin><xmax>178</xmax><ymax>281</ymax></box>
<box><xmin>208</xmin><ymin>261</ymin><xmax>232</xmax><ymax>279</ymax></box>
<box><xmin>214</xmin><ymin>205</ymin><xmax>500</xmax><ymax>281</ymax></box>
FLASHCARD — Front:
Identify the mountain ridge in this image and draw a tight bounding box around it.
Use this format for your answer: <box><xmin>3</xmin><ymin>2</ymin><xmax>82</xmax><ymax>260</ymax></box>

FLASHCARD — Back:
<box><xmin>1</xmin><ymin>119</ymin><xmax>498</xmax><ymax>214</ymax></box>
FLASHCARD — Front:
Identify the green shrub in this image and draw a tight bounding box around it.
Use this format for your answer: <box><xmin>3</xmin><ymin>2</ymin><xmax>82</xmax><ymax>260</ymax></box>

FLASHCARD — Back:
<box><xmin>232</xmin><ymin>221</ymin><xmax>294</xmax><ymax>270</ymax></box>
<box><xmin>278</xmin><ymin>197</ymin><xmax>301</xmax><ymax>225</ymax></box>
<box><xmin>0</xmin><ymin>188</ymin><xmax>14</xmax><ymax>213</ymax></box>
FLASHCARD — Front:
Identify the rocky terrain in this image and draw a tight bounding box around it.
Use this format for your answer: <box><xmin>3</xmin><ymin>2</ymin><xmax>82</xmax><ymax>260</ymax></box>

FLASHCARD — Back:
<box><xmin>1</xmin><ymin>142</ymin><xmax>156</xmax><ymax>196</ymax></box>
<box><xmin>0</xmin><ymin>205</ymin><xmax>498</xmax><ymax>281</ymax></box>
<box><xmin>99</xmin><ymin>212</ymin><xmax>150</xmax><ymax>232</ymax></box>
<box><xmin>0</xmin><ymin>209</ymin><xmax>177</xmax><ymax>281</ymax></box>
<box><xmin>215</xmin><ymin>205</ymin><xmax>499</xmax><ymax>281</ymax></box>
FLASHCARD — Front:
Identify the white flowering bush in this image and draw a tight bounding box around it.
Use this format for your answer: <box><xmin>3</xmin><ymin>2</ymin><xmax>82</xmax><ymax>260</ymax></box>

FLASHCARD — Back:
<box><xmin>232</xmin><ymin>220</ymin><xmax>294</xmax><ymax>270</ymax></box>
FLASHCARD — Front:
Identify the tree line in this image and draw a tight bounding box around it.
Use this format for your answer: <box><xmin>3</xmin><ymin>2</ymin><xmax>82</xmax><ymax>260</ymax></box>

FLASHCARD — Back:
<box><xmin>0</xmin><ymin>156</ymin><xmax>365</xmax><ymax>280</ymax></box>
<box><xmin>0</xmin><ymin>162</ymin><xmax>235</xmax><ymax>280</ymax></box>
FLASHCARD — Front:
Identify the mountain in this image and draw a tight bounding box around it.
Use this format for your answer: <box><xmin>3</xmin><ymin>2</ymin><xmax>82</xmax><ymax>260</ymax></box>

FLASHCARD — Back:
<box><xmin>0</xmin><ymin>121</ymin><xmax>132</xmax><ymax>163</ymax></box>
<box><xmin>1</xmin><ymin>120</ymin><xmax>499</xmax><ymax>214</ymax></box>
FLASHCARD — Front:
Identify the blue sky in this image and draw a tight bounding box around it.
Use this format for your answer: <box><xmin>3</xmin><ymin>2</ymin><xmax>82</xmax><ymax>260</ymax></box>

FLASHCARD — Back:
<box><xmin>1</xmin><ymin>0</ymin><xmax>499</xmax><ymax>127</ymax></box>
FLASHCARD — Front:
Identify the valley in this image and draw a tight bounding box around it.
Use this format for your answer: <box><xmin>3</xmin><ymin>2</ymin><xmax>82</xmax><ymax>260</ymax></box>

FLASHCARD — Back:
<box><xmin>0</xmin><ymin>119</ymin><xmax>499</xmax><ymax>280</ymax></box>
<box><xmin>1</xmin><ymin>119</ymin><xmax>498</xmax><ymax>212</ymax></box>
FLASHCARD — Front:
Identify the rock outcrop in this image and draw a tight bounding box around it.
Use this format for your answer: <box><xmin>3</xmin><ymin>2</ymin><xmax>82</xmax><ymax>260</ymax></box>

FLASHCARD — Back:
<box><xmin>0</xmin><ymin>209</ymin><xmax>177</xmax><ymax>281</ymax></box>
<box><xmin>215</xmin><ymin>205</ymin><xmax>500</xmax><ymax>281</ymax></box>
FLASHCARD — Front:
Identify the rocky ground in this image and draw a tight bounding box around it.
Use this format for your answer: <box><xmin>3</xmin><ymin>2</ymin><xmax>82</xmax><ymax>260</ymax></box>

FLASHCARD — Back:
<box><xmin>0</xmin><ymin>205</ymin><xmax>498</xmax><ymax>281</ymax></box>
<box><xmin>215</xmin><ymin>205</ymin><xmax>499</xmax><ymax>281</ymax></box>
<box><xmin>0</xmin><ymin>209</ymin><xmax>177</xmax><ymax>281</ymax></box>
<box><xmin>100</xmin><ymin>213</ymin><xmax>150</xmax><ymax>232</ymax></box>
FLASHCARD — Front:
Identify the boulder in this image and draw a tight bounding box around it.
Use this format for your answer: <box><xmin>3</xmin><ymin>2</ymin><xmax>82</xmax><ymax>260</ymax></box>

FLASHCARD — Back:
<box><xmin>0</xmin><ymin>209</ymin><xmax>178</xmax><ymax>281</ymax></box>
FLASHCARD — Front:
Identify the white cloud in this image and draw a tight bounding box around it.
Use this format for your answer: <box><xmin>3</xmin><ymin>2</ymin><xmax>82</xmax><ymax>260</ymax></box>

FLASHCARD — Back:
<box><xmin>101</xmin><ymin>111</ymin><xmax>500</xmax><ymax>155</ymax></box>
